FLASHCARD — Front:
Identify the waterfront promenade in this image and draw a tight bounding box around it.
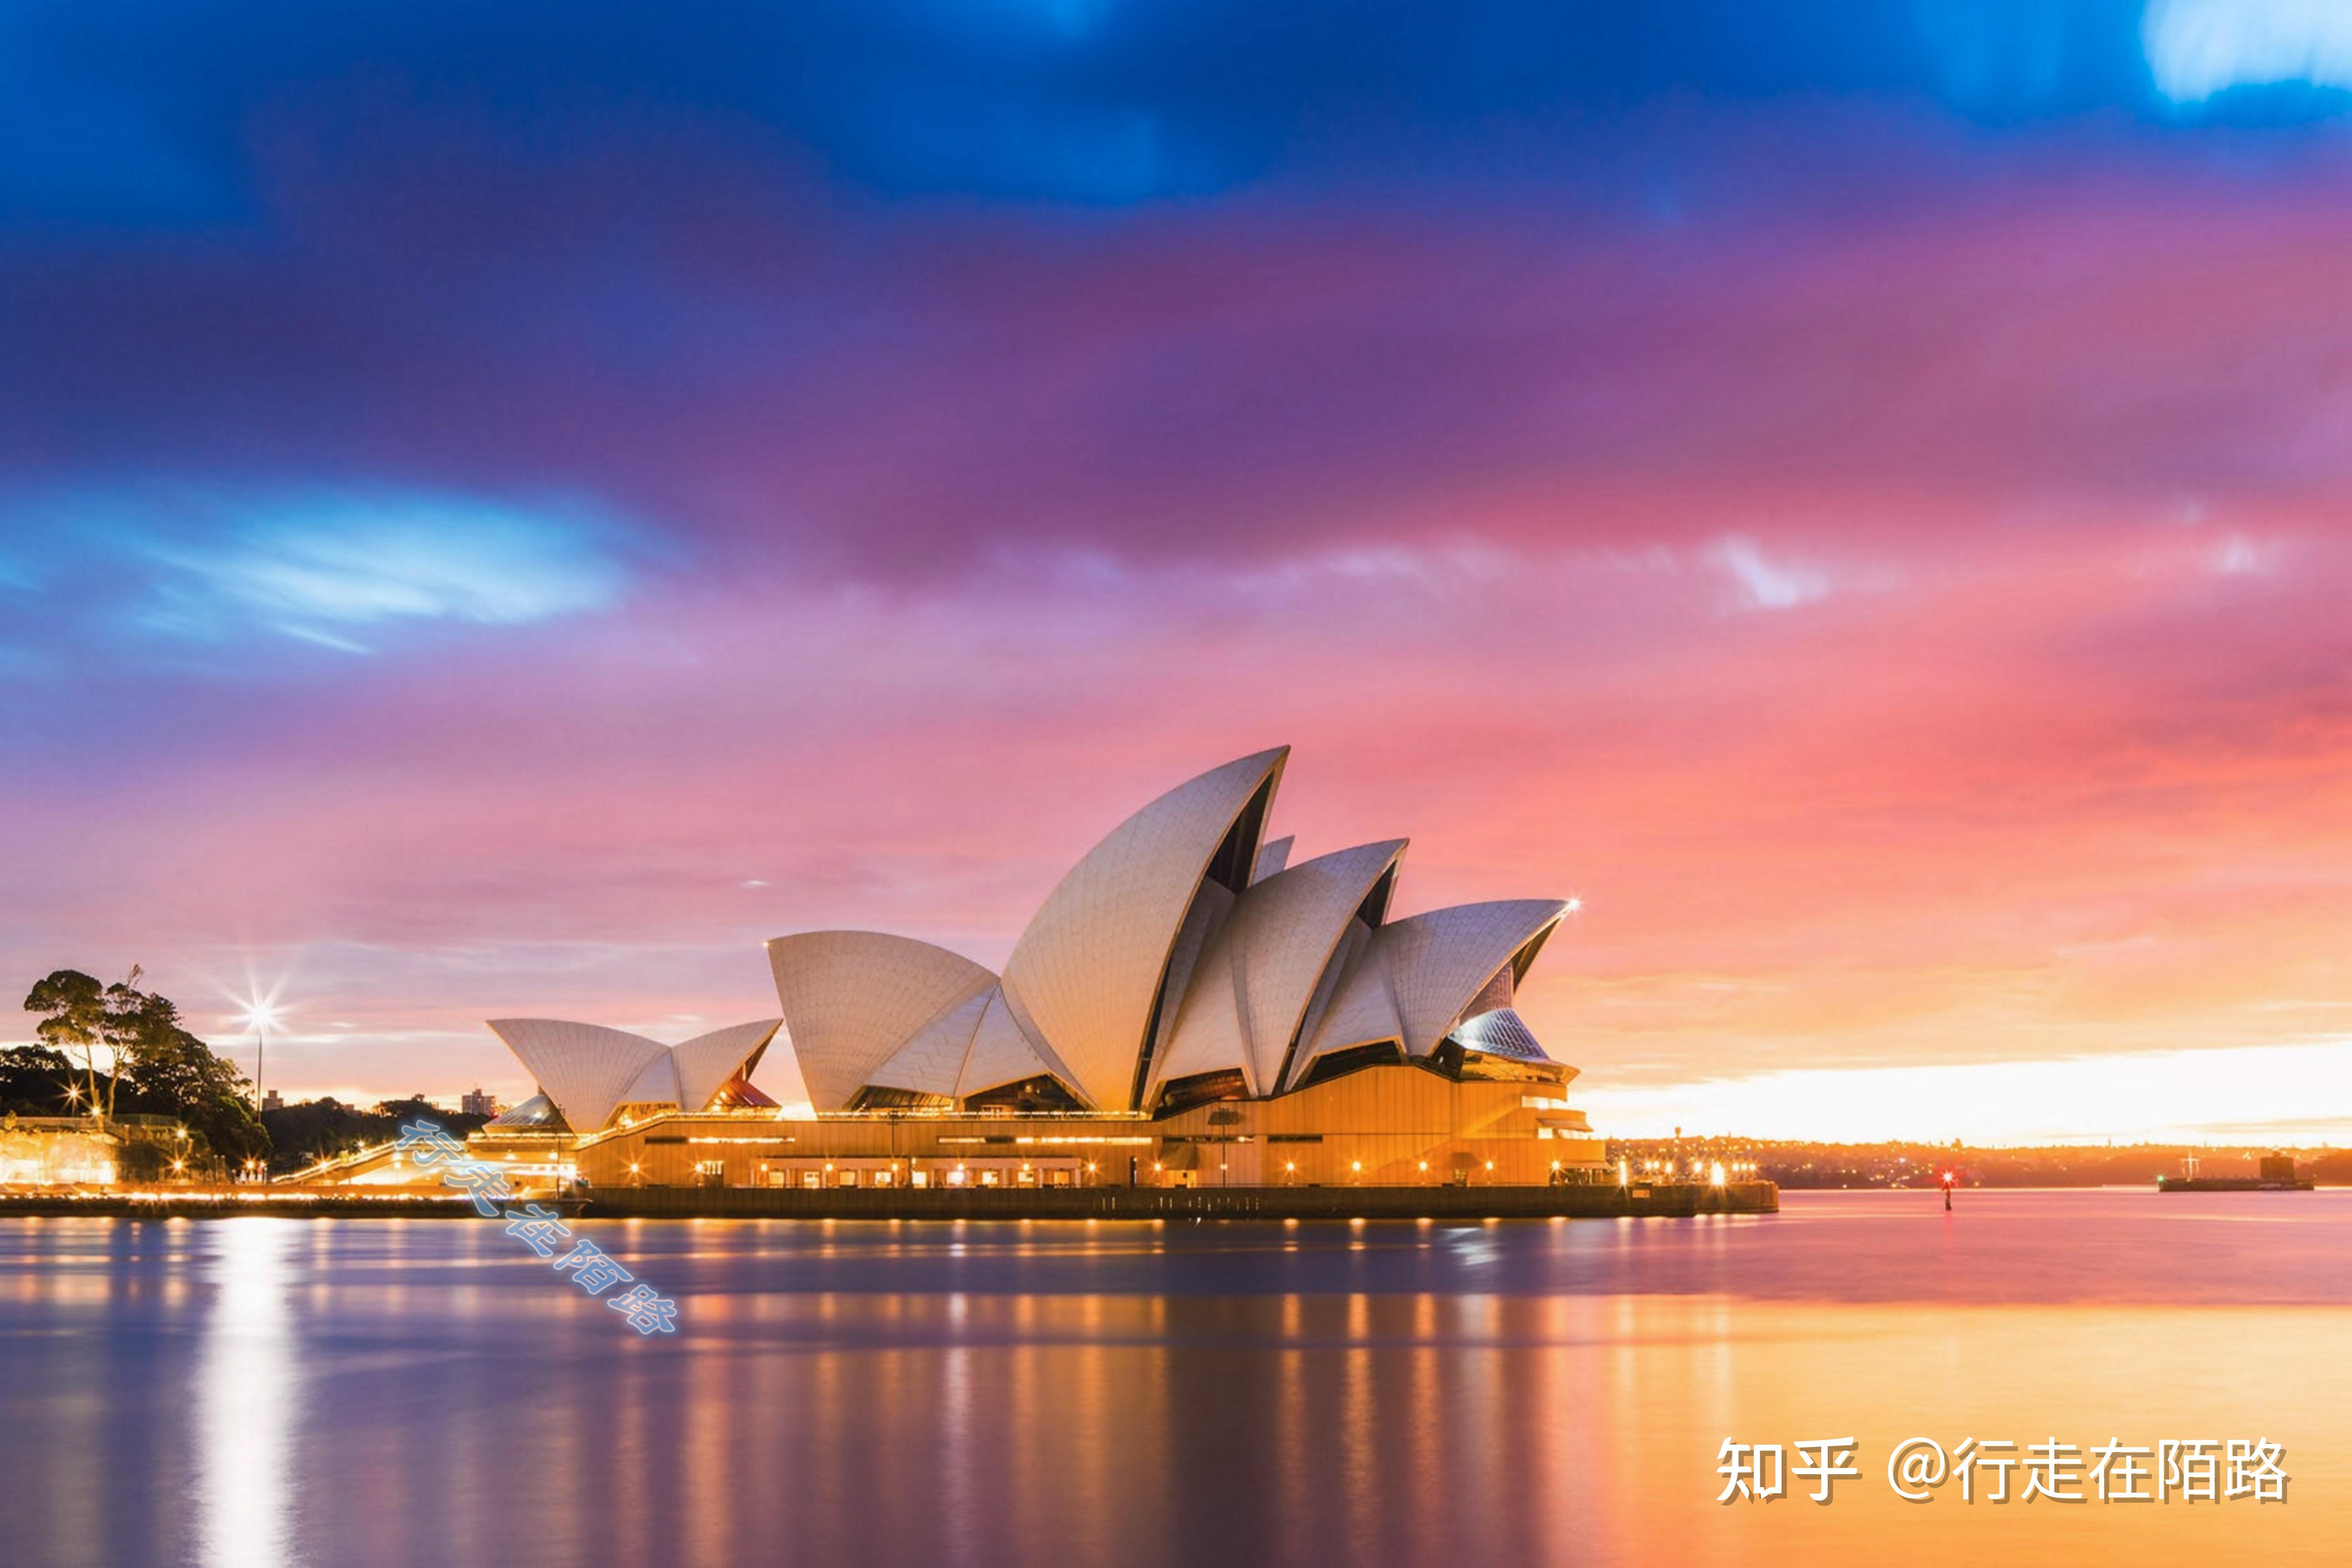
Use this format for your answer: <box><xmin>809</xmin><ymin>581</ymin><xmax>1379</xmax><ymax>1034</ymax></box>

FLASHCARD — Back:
<box><xmin>0</xmin><ymin>1179</ymin><xmax>1776</xmax><ymax>1221</ymax></box>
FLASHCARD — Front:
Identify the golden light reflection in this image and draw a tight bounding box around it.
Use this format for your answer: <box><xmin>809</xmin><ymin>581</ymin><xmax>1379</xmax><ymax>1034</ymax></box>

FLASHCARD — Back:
<box><xmin>0</xmin><ymin>1213</ymin><xmax>2331</xmax><ymax>1566</ymax></box>
<box><xmin>1339</xmin><ymin>1291</ymin><xmax>1376</xmax><ymax>1560</ymax></box>
<box><xmin>196</xmin><ymin>1218</ymin><xmax>301</xmax><ymax>1568</ymax></box>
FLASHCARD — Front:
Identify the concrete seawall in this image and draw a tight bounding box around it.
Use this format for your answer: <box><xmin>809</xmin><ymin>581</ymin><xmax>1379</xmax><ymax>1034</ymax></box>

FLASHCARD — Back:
<box><xmin>0</xmin><ymin>1192</ymin><xmax>513</xmax><ymax>1218</ymax></box>
<box><xmin>580</xmin><ymin>1180</ymin><xmax>1779</xmax><ymax>1221</ymax></box>
<box><xmin>0</xmin><ymin>1180</ymin><xmax>1777</xmax><ymax>1221</ymax></box>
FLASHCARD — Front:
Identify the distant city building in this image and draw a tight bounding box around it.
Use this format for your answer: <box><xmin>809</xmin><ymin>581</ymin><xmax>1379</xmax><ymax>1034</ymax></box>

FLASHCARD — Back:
<box><xmin>466</xmin><ymin>748</ymin><xmax>1606</xmax><ymax>1189</ymax></box>
<box><xmin>459</xmin><ymin>1088</ymin><xmax>498</xmax><ymax>1118</ymax></box>
<box><xmin>261</xmin><ymin>1089</ymin><xmax>284</xmax><ymax>1114</ymax></box>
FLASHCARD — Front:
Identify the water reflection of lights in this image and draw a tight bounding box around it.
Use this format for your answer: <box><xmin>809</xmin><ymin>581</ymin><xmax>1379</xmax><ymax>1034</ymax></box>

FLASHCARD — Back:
<box><xmin>197</xmin><ymin>1219</ymin><xmax>300</xmax><ymax>1568</ymax></box>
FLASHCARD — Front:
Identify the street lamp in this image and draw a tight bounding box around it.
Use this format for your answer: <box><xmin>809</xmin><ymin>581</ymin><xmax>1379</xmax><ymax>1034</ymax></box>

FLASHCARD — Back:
<box><xmin>241</xmin><ymin>998</ymin><xmax>281</xmax><ymax>1115</ymax></box>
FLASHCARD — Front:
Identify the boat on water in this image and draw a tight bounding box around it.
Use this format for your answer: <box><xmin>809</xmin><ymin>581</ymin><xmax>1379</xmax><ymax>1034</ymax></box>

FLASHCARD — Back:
<box><xmin>2157</xmin><ymin>1154</ymin><xmax>2314</xmax><ymax>1193</ymax></box>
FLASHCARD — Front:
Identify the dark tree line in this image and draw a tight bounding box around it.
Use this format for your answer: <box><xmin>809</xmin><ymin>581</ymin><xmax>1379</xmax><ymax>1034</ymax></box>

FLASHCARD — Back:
<box><xmin>261</xmin><ymin>1096</ymin><xmax>492</xmax><ymax>1175</ymax></box>
<box><xmin>13</xmin><ymin>969</ymin><xmax>269</xmax><ymax>1165</ymax></box>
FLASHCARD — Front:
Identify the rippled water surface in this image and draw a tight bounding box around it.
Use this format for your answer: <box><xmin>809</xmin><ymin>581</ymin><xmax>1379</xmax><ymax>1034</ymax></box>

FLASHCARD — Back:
<box><xmin>1</xmin><ymin>1190</ymin><xmax>2344</xmax><ymax>1567</ymax></box>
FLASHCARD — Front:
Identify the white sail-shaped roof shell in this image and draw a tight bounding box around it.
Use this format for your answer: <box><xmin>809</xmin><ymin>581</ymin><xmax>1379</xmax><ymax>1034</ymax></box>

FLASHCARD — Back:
<box><xmin>484</xmin><ymin>1091</ymin><xmax>563</xmax><ymax>1130</ymax></box>
<box><xmin>1252</xmin><ymin>835</ymin><xmax>1294</xmax><ymax>881</ymax></box>
<box><xmin>1148</xmin><ymin>840</ymin><xmax>1407</xmax><ymax>1100</ymax></box>
<box><xmin>1450</xmin><ymin>1006</ymin><xmax>1560</xmax><ymax>1066</ymax></box>
<box><xmin>618</xmin><ymin>1052</ymin><xmax>682</xmax><ymax>1108</ymax></box>
<box><xmin>866</xmin><ymin>987</ymin><xmax>991</xmax><ymax>1098</ymax></box>
<box><xmin>672</xmin><ymin>1019</ymin><xmax>784</xmax><ymax>1109</ymax></box>
<box><xmin>1285</xmin><ymin>899</ymin><xmax>1568</xmax><ymax>1089</ymax></box>
<box><xmin>1000</xmin><ymin>747</ymin><xmax>1287</xmax><ymax>1110</ymax></box>
<box><xmin>499</xmin><ymin>748</ymin><xmax>1578</xmax><ymax>1118</ymax></box>
<box><xmin>488</xmin><ymin>1019</ymin><xmax>670</xmax><ymax>1133</ymax></box>
<box><xmin>956</xmin><ymin>988</ymin><xmax>1072</xmax><ymax>1099</ymax></box>
<box><xmin>856</xmin><ymin>982</ymin><xmax>1085</xmax><ymax>1104</ymax></box>
<box><xmin>489</xmin><ymin>1018</ymin><xmax>788</xmax><ymax>1127</ymax></box>
<box><xmin>766</xmin><ymin>931</ymin><xmax>996</xmax><ymax>1111</ymax></box>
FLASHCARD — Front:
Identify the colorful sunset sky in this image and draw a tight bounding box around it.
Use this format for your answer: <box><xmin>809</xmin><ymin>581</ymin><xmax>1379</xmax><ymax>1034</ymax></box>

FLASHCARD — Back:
<box><xmin>5</xmin><ymin>2</ymin><xmax>2351</xmax><ymax>1142</ymax></box>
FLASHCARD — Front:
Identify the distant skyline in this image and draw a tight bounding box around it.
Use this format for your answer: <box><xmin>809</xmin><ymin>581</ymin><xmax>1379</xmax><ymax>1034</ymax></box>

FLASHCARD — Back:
<box><xmin>5</xmin><ymin>3</ymin><xmax>2352</xmax><ymax>1143</ymax></box>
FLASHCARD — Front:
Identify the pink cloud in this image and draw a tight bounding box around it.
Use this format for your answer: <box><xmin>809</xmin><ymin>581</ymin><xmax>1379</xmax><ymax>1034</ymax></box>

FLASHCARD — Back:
<box><xmin>10</xmin><ymin>118</ymin><xmax>2352</xmax><ymax>1129</ymax></box>
<box><xmin>8</xmin><ymin>500</ymin><xmax>2349</xmax><ymax>1125</ymax></box>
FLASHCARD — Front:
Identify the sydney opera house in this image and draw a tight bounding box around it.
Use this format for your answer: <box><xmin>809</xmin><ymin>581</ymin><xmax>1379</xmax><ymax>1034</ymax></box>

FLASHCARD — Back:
<box><xmin>469</xmin><ymin>748</ymin><xmax>1607</xmax><ymax>1191</ymax></box>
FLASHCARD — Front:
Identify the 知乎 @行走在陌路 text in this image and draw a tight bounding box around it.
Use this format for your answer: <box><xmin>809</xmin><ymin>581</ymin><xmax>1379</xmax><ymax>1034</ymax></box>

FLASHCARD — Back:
<box><xmin>1716</xmin><ymin>1437</ymin><xmax>2287</xmax><ymax>1504</ymax></box>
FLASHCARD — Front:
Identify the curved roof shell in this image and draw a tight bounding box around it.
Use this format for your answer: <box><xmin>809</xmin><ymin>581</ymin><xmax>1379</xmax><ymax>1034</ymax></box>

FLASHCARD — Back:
<box><xmin>1252</xmin><ymin>835</ymin><xmax>1294</xmax><ymax>880</ymax></box>
<box><xmin>499</xmin><ymin>748</ymin><xmax>1577</xmax><ymax>1117</ymax></box>
<box><xmin>766</xmin><ymin>931</ymin><xmax>996</xmax><ymax>1111</ymax></box>
<box><xmin>619</xmin><ymin>1052</ymin><xmax>682</xmax><ymax>1108</ymax></box>
<box><xmin>1286</xmin><ymin>899</ymin><xmax>1568</xmax><ymax>1088</ymax></box>
<box><xmin>866</xmin><ymin>987</ymin><xmax>992</xmax><ymax>1098</ymax></box>
<box><xmin>958</xmin><ymin>987</ymin><xmax>1075</xmax><ymax>1099</ymax></box>
<box><xmin>488</xmin><ymin>1019</ymin><xmax>669</xmax><ymax>1133</ymax></box>
<box><xmin>489</xmin><ymin>1018</ymin><xmax>786</xmax><ymax>1128</ymax></box>
<box><xmin>1450</xmin><ymin>1005</ymin><xmax>1555</xmax><ymax>1064</ymax></box>
<box><xmin>1148</xmin><ymin>840</ymin><xmax>1407</xmax><ymax>1100</ymax></box>
<box><xmin>484</xmin><ymin>1091</ymin><xmax>565</xmax><ymax>1131</ymax></box>
<box><xmin>1000</xmin><ymin>747</ymin><xmax>1287</xmax><ymax>1110</ymax></box>
<box><xmin>672</xmin><ymin>1019</ymin><xmax>785</xmax><ymax>1109</ymax></box>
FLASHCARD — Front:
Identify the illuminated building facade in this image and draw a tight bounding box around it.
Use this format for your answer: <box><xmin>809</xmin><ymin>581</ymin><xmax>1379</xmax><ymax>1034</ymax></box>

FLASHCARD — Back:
<box><xmin>0</xmin><ymin>1117</ymin><xmax>122</xmax><ymax>1187</ymax></box>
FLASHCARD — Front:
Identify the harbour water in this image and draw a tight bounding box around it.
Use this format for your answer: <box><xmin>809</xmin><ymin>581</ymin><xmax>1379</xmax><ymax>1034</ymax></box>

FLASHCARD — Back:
<box><xmin>0</xmin><ymin>1190</ymin><xmax>2343</xmax><ymax>1567</ymax></box>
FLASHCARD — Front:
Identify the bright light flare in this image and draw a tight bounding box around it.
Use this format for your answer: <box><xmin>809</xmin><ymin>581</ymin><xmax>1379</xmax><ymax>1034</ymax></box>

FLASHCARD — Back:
<box><xmin>1580</xmin><ymin>1039</ymin><xmax>2352</xmax><ymax>1145</ymax></box>
<box><xmin>213</xmin><ymin>964</ymin><xmax>294</xmax><ymax>1038</ymax></box>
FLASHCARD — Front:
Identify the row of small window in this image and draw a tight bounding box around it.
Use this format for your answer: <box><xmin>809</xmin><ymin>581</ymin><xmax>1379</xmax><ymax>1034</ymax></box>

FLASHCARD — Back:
<box><xmin>752</xmin><ymin>1163</ymin><xmax>1087</xmax><ymax>1189</ymax></box>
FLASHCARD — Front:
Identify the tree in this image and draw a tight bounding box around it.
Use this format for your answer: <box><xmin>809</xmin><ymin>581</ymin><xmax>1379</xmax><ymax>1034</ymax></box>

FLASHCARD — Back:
<box><xmin>98</xmin><ymin>963</ymin><xmax>146</xmax><ymax>1118</ymax></box>
<box><xmin>260</xmin><ymin>1095</ymin><xmax>489</xmax><ymax>1175</ymax></box>
<box><xmin>23</xmin><ymin>971</ymin><xmax>105</xmax><ymax>1114</ymax></box>
<box><xmin>19</xmin><ymin>968</ymin><xmax>271</xmax><ymax>1165</ymax></box>
<box><xmin>0</xmin><ymin>1044</ymin><xmax>78</xmax><ymax>1116</ymax></box>
<box><xmin>110</xmin><ymin>987</ymin><xmax>269</xmax><ymax>1163</ymax></box>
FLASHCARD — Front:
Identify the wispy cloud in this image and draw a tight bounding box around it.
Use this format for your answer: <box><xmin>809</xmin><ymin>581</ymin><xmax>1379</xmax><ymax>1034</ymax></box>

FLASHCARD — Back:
<box><xmin>1706</xmin><ymin>535</ymin><xmax>1831</xmax><ymax>611</ymax></box>
<box><xmin>2</xmin><ymin>487</ymin><xmax>640</xmax><ymax>662</ymax></box>
<box><xmin>2143</xmin><ymin>0</ymin><xmax>2352</xmax><ymax>102</ymax></box>
<box><xmin>143</xmin><ymin>498</ymin><xmax>633</xmax><ymax>646</ymax></box>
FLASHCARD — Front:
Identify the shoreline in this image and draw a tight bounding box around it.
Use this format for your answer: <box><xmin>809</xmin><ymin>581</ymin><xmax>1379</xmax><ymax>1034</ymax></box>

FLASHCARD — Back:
<box><xmin>0</xmin><ymin>1180</ymin><xmax>1778</xmax><ymax>1221</ymax></box>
